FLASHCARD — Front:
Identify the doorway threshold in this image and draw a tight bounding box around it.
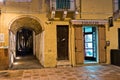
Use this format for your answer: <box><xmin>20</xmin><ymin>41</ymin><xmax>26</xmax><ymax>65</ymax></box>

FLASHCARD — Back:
<box><xmin>57</xmin><ymin>60</ymin><xmax>71</xmax><ymax>67</ymax></box>
<box><xmin>84</xmin><ymin>60</ymin><xmax>98</xmax><ymax>64</ymax></box>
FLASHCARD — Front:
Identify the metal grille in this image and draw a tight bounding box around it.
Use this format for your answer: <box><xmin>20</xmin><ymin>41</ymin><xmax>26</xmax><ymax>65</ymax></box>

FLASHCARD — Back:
<box><xmin>56</xmin><ymin>0</ymin><xmax>70</xmax><ymax>9</ymax></box>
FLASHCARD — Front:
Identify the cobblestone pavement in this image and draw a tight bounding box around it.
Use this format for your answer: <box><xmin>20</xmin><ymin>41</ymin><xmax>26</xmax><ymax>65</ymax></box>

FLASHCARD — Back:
<box><xmin>0</xmin><ymin>65</ymin><xmax>120</xmax><ymax>80</ymax></box>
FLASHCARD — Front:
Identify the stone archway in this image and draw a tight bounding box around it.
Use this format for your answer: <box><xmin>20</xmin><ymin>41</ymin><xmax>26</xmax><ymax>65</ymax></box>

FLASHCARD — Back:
<box><xmin>9</xmin><ymin>16</ymin><xmax>44</xmax><ymax>68</ymax></box>
<box><xmin>10</xmin><ymin>16</ymin><xmax>44</xmax><ymax>34</ymax></box>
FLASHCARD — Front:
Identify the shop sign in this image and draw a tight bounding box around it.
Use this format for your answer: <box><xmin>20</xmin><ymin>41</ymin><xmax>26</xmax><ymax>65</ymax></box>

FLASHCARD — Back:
<box><xmin>71</xmin><ymin>19</ymin><xmax>108</xmax><ymax>25</ymax></box>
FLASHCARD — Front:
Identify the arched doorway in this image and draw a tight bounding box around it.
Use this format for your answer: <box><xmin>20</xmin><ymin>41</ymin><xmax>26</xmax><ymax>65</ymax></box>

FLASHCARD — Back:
<box><xmin>9</xmin><ymin>16</ymin><xmax>44</xmax><ymax>69</ymax></box>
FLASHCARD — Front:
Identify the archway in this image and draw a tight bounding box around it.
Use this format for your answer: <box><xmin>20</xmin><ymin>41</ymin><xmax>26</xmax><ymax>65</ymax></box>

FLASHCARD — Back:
<box><xmin>9</xmin><ymin>16</ymin><xmax>44</xmax><ymax>69</ymax></box>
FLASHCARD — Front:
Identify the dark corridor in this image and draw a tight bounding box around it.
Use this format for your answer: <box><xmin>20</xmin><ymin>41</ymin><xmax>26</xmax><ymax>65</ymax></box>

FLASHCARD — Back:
<box><xmin>16</xmin><ymin>28</ymin><xmax>33</xmax><ymax>56</ymax></box>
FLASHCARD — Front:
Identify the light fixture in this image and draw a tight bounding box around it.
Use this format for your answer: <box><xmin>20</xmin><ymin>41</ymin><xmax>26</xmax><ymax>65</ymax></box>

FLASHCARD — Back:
<box><xmin>64</xmin><ymin>10</ymin><xmax>67</xmax><ymax>15</ymax></box>
<box><xmin>51</xmin><ymin>7</ymin><xmax>55</xmax><ymax>19</ymax></box>
<box><xmin>51</xmin><ymin>10</ymin><xmax>55</xmax><ymax>15</ymax></box>
<box><xmin>75</xmin><ymin>10</ymin><xmax>79</xmax><ymax>15</ymax></box>
<box><xmin>73</xmin><ymin>8</ymin><xmax>79</xmax><ymax>19</ymax></box>
<box><xmin>62</xmin><ymin>10</ymin><xmax>67</xmax><ymax>19</ymax></box>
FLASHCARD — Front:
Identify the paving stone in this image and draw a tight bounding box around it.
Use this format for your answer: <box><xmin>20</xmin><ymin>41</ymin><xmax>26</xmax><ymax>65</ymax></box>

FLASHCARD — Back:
<box><xmin>0</xmin><ymin>65</ymin><xmax>120</xmax><ymax>80</ymax></box>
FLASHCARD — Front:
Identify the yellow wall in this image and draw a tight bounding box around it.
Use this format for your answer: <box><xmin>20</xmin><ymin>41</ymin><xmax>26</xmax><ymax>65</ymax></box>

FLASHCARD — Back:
<box><xmin>44</xmin><ymin>22</ymin><xmax>57</xmax><ymax>67</ymax></box>
<box><xmin>81</xmin><ymin>0</ymin><xmax>113</xmax><ymax>19</ymax></box>
<box><xmin>106</xmin><ymin>21</ymin><xmax>120</xmax><ymax>64</ymax></box>
<box><xmin>2</xmin><ymin>0</ymin><xmax>44</xmax><ymax>13</ymax></box>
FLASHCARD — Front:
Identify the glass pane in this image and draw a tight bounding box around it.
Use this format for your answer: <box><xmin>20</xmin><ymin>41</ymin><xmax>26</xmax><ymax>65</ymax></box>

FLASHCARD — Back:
<box><xmin>85</xmin><ymin>34</ymin><xmax>92</xmax><ymax>42</ymax></box>
<box><xmin>85</xmin><ymin>27</ymin><xmax>92</xmax><ymax>32</ymax></box>
<box><xmin>85</xmin><ymin>43</ymin><xmax>92</xmax><ymax>48</ymax></box>
<box><xmin>85</xmin><ymin>49</ymin><xmax>93</xmax><ymax>57</ymax></box>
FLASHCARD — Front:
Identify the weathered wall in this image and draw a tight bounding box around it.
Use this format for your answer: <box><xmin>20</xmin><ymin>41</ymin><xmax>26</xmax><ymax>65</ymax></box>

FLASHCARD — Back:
<box><xmin>81</xmin><ymin>0</ymin><xmax>113</xmax><ymax>19</ymax></box>
<box><xmin>0</xmin><ymin>48</ymin><xmax>9</xmax><ymax>70</ymax></box>
<box><xmin>2</xmin><ymin>0</ymin><xmax>43</xmax><ymax>13</ymax></box>
<box><xmin>43</xmin><ymin>21</ymin><xmax>57</xmax><ymax>67</ymax></box>
<box><xmin>35</xmin><ymin>31</ymin><xmax>44</xmax><ymax>66</ymax></box>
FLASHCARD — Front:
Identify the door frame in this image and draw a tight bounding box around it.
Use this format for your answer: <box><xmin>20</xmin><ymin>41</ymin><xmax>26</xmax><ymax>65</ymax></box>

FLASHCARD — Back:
<box><xmin>83</xmin><ymin>26</ymin><xmax>98</xmax><ymax>62</ymax></box>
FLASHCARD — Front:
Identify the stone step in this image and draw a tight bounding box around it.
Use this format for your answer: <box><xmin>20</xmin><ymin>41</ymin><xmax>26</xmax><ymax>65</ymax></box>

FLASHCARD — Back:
<box><xmin>57</xmin><ymin>60</ymin><xmax>72</xmax><ymax>68</ymax></box>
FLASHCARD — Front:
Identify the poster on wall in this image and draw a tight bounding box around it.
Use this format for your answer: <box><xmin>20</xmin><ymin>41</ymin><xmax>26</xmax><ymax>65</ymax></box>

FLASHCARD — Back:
<box><xmin>0</xmin><ymin>33</ymin><xmax>4</xmax><ymax>42</ymax></box>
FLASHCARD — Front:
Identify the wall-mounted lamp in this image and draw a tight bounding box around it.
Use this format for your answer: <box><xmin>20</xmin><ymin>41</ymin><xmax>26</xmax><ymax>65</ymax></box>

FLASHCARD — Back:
<box><xmin>108</xmin><ymin>17</ymin><xmax>113</xmax><ymax>27</ymax></box>
<box><xmin>51</xmin><ymin>10</ymin><xmax>55</xmax><ymax>19</ymax></box>
<box><xmin>73</xmin><ymin>9</ymin><xmax>79</xmax><ymax>19</ymax></box>
<box><xmin>64</xmin><ymin>10</ymin><xmax>67</xmax><ymax>15</ymax></box>
<box><xmin>62</xmin><ymin>10</ymin><xmax>67</xmax><ymax>19</ymax></box>
<box><xmin>75</xmin><ymin>10</ymin><xmax>79</xmax><ymax>15</ymax></box>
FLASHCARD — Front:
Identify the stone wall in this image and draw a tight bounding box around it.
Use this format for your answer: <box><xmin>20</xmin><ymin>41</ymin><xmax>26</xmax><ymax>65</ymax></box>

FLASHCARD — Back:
<box><xmin>0</xmin><ymin>48</ymin><xmax>9</xmax><ymax>70</ymax></box>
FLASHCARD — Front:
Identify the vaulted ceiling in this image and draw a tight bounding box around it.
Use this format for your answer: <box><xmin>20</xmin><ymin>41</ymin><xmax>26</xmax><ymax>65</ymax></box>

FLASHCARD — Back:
<box><xmin>10</xmin><ymin>17</ymin><xmax>43</xmax><ymax>35</ymax></box>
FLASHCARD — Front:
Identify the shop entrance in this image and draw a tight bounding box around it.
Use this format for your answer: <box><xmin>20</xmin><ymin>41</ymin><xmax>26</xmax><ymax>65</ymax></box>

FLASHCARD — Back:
<box><xmin>83</xmin><ymin>26</ymin><xmax>98</xmax><ymax>63</ymax></box>
<box><xmin>75</xmin><ymin>25</ymin><xmax>106</xmax><ymax>65</ymax></box>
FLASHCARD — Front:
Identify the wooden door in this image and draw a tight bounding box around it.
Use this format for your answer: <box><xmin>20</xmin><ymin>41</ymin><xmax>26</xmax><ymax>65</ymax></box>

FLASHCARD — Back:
<box><xmin>57</xmin><ymin>25</ymin><xmax>69</xmax><ymax>60</ymax></box>
<box><xmin>98</xmin><ymin>26</ymin><xmax>106</xmax><ymax>63</ymax></box>
<box><xmin>75</xmin><ymin>26</ymin><xmax>84</xmax><ymax>64</ymax></box>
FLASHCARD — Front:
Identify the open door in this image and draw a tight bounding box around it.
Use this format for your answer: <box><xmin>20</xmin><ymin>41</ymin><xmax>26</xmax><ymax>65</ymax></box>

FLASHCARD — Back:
<box><xmin>83</xmin><ymin>26</ymin><xmax>98</xmax><ymax>63</ymax></box>
<box><xmin>98</xmin><ymin>26</ymin><xmax>106</xmax><ymax>63</ymax></box>
<box><xmin>75</xmin><ymin>26</ymin><xmax>84</xmax><ymax>64</ymax></box>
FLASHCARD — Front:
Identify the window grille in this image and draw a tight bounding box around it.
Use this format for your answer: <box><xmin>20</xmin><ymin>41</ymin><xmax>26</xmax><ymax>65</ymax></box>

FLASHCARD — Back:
<box><xmin>56</xmin><ymin>0</ymin><xmax>70</xmax><ymax>9</ymax></box>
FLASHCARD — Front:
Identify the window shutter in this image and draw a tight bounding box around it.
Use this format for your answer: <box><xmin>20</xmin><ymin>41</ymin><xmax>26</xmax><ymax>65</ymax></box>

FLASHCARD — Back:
<box><xmin>75</xmin><ymin>26</ymin><xmax>84</xmax><ymax>64</ymax></box>
<box><xmin>98</xmin><ymin>26</ymin><xmax>106</xmax><ymax>63</ymax></box>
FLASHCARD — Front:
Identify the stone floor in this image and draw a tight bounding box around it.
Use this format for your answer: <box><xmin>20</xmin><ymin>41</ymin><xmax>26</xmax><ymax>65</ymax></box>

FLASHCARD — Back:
<box><xmin>0</xmin><ymin>65</ymin><xmax>120</xmax><ymax>80</ymax></box>
<box><xmin>10</xmin><ymin>55</ymin><xmax>43</xmax><ymax>70</ymax></box>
